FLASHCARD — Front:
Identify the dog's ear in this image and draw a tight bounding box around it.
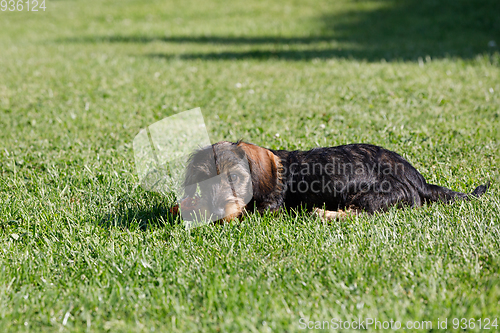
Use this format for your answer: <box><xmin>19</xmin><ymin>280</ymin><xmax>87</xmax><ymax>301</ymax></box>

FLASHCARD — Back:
<box><xmin>182</xmin><ymin>154</ymin><xmax>200</xmax><ymax>197</ymax></box>
<box><xmin>182</xmin><ymin>146</ymin><xmax>216</xmax><ymax>197</ymax></box>
<box><xmin>237</xmin><ymin>142</ymin><xmax>280</xmax><ymax>201</ymax></box>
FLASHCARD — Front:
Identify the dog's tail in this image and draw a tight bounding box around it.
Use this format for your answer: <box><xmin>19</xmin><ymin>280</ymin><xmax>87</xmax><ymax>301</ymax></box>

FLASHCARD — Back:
<box><xmin>420</xmin><ymin>181</ymin><xmax>490</xmax><ymax>204</ymax></box>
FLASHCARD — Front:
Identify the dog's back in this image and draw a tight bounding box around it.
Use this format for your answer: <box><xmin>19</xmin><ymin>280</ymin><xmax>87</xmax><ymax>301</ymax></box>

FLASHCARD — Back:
<box><xmin>271</xmin><ymin>143</ymin><xmax>488</xmax><ymax>213</ymax></box>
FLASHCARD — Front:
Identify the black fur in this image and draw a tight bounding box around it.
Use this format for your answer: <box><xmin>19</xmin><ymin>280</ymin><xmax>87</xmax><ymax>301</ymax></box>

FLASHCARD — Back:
<box><xmin>267</xmin><ymin>143</ymin><xmax>489</xmax><ymax>214</ymax></box>
<box><xmin>182</xmin><ymin>141</ymin><xmax>489</xmax><ymax>219</ymax></box>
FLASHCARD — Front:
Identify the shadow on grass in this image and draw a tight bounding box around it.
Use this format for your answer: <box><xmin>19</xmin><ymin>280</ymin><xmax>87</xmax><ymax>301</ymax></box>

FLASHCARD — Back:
<box><xmin>323</xmin><ymin>0</ymin><xmax>500</xmax><ymax>61</ymax></box>
<box><xmin>144</xmin><ymin>49</ymin><xmax>377</xmax><ymax>62</ymax></box>
<box><xmin>66</xmin><ymin>35</ymin><xmax>335</xmax><ymax>45</ymax></box>
<box><xmin>98</xmin><ymin>194</ymin><xmax>180</xmax><ymax>230</ymax></box>
<box><xmin>63</xmin><ymin>0</ymin><xmax>499</xmax><ymax>61</ymax></box>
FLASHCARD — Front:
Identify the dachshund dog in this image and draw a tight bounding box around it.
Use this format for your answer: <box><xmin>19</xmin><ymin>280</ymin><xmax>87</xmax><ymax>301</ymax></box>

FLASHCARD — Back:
<box><xmin>178</xmin><ymin>141</ymin><xmax>489</xmax><ymax>222</ymax></box>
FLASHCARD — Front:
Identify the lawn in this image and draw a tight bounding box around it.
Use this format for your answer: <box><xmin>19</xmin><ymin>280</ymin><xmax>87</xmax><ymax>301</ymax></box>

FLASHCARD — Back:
<box><xmin>1</xmin><ymin>0</ymin><xmax>499</xmax><ymax>331</ymax></box>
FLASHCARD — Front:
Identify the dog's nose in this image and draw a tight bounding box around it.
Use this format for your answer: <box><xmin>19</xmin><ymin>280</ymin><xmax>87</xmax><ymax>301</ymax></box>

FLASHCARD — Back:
<box><xmin>211</xmin><ymin>206</ymin><xmax>226</xmax><ymax>217</ymax></box>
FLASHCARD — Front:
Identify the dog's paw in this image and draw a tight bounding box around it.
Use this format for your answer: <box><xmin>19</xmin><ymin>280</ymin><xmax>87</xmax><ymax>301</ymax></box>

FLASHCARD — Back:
<box><xmin>312</xmin><ymin>208</ymin><xmax>349</xmax><ymax>220</ymax></box>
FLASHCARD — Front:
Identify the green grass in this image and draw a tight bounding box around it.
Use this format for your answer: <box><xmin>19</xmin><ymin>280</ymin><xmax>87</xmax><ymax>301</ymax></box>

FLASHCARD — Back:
<box><xmin>1</xmin><ymin>0</ymin><xmax>500</xmax><ymax>331</ymax></box>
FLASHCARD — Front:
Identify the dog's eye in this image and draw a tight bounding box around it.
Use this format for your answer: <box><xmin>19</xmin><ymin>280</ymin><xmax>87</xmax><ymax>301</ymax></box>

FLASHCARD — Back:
<box><xmin>229</xmin><ymin>173</ymin><xmax>239</xmax><ymax>182</ymax></box>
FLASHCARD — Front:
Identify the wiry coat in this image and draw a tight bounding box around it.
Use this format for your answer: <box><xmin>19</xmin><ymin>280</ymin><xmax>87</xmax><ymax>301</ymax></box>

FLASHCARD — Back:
<box><xmin>181</xmin><ymin>141</ymin><xmax>489</xmax><ymax>220</ymax></box>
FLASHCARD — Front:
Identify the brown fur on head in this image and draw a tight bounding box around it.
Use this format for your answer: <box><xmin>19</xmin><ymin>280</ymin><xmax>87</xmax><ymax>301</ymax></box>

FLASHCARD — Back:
<box><xmin>235</xmin><ymin>142</ymin><xmax>283</xmax><ymax>211</ymax></box>
<box><xmin>181</xmin><ymin>141</ymin><xmax>281</xmax><ymax>222</ymax></box>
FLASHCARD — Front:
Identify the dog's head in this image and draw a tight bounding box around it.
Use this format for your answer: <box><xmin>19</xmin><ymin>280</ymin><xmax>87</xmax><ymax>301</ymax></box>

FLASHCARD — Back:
<box><xmin>181</xmin><ymin>141</ymin><xmax>281</xmax><ymax>222</ymax></box>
